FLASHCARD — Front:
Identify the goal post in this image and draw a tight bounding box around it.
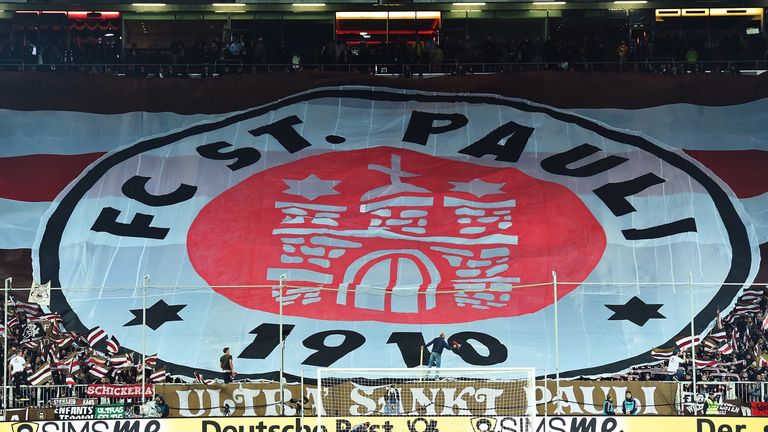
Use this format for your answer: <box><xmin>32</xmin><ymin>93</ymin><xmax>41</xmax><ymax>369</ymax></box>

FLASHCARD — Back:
<box><xmin>315</xmin><ymin>367</ymin><xmax>536</xmax><ymax>420</ymax></box>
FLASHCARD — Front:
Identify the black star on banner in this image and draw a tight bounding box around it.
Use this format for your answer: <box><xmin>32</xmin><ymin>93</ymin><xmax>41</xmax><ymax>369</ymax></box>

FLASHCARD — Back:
<box><xmin>124</xmin><ymin>300</ymin><xmax>186</xmax><ymax>330</ymax></box>
<box><xmin>605</xmin><ymin>296</ymin><xmax>665</xmax><ymax>327</ymax></box>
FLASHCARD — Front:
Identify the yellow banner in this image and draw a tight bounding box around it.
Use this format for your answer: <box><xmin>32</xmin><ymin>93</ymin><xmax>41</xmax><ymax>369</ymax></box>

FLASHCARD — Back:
<box><xmin>2</xmin><ymin>416</ymin><xmax>766</xmax><ymax>432</ymax></box>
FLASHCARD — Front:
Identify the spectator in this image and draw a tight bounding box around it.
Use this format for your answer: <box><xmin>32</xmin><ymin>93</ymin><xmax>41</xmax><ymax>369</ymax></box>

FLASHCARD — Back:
<box><xmin>8</xmin><ymin>349</ymin><xmax>28</xmax><ymax>395</ymax></box>
<box><xmin>154</xmin><ymin>395</ymin><xmax>170</xmax><ymax>418</ymax></box>
<box><xmin>602</xmin><ymin>394</ymin><xmax>615</xmax><ymax>415</ymax></box>
<box><xmin>667</xmin><ymin>349</ymin><xmax>685</xmax><ymax>381</ymax></box>
<box><xmin>621</xmin><ymin>391</ymin><xmax>638</xmax><ymax>415</ymax></box>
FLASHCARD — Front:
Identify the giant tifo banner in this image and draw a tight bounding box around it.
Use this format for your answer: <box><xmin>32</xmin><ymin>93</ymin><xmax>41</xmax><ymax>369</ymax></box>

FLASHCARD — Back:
<box><xmin>0</xmin><ymin>75</ymin><xmax>767</xmax><ymax>379</ymax></box>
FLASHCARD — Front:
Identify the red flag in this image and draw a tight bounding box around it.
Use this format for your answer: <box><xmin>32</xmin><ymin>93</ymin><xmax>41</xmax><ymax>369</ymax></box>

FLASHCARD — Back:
<box><xmin>762</xmin><ymin>315</ymin><xmax>768</xmax><ymax>332</ymax></box>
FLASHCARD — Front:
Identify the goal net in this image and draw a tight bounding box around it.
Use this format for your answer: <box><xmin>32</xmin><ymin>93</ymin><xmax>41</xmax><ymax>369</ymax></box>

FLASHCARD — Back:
<box><xmin>315</xmin><ymin>367</ymin><xmax>536</xmax><ymax>419</ymax></box>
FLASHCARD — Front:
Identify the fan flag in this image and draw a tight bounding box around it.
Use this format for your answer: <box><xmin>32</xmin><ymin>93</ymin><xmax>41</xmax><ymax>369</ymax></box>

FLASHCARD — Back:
<box><xmin>150</xmin><ymin>368</ymin><xmax>167</xmax><ymax>383</ymax></box>
<box><xmin>87</xmin><ymin>327</ymin><xmax>107</xmax><ymax>346</ymax></box>
<box><xmin>3</xmin><ymin>84</ymin><xmax>768</xmax><ymax>378</ymax></box>
<box><xmin>740</xmin><ymin>287</ymin><xmax>764</xmax><ymax>303</ymax></box>
<box><xmin>28</xmin><ymin>363</ymin><xmax>52</xmax><ymax>385</ymax></box>
<box><xmin>106</xmin><ymin>336</ymin><xmax>120</xmax><ymax>355</ymax></box>
<box><xmin>762</xmin><ymin>315</ymin><xmax>768</xmax><ymax>332</ymax></box>
<box><xmin>55</xmin><ymin>335</ymin><xmax>74</xmax><ymax>349</ymax></box>
<box><xmin>13</xmin><ymin>299</ymin><xmax>42</xmax><ymax>317</ymax></box>
<box><xmin>34</xmin><ymin>313</ymin><xmax>61</xmax><ymax>323</ymax></box>
<box><xmin>735</xmin><ymin>303</ymin><xmax>761</xmax><ymax>313</ymax></box>
<box><xmin>651</xmin><ymin>347</ymin><xmax>675</xmax><ymax>359</ymax></box>
<box><xmin>676</xmin><ymin>336</ymin><xmax>702</xmax><ymax>350</ymax></box>
<box><xmin>88</xmin><ymin>354</ymin><xmax>108</xmax><ymax>368</ymax></box>
<box><xmin>145</xmin><ymin>354</ymin><xmax>158</xmax><ymax>369</ymax></box>
<box><xmin>718</xmin><ymin>343</ymin><xmax>734</xmax><ymax>355</ymax></box>
<box><xmin>711</xmin><ymin>330</ymin><xmax>727</xmax><ymax>341</ymax></box>
<box><xmin>753</xmin><ymin>353</ymin><xmax>768</xmax><ymax>368</ymax></box>
<box><xmin>88</xmin><ymin>363</ymin><xmax>110</xmax><ymax>379</ymax></box>
<box><xmin>194</xmin><ymin>371</ymin><xmax>215</xmax><ymax>385</ymax></box>
<box><xmin>694</xmin><ymin>359</ymin><xmax>718</xmax><ymax>368</ymax></box>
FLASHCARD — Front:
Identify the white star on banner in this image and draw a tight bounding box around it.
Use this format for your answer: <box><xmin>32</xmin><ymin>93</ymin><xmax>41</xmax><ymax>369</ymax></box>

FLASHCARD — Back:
<box><xmin>449</xmin><ymin>178</ymin><xmax>505</xmax><ymax>197</ymax></box>
<box><xmin>282</xmin><ymin>174</ymin><xmax>341</xmax><ymax>201</ymax></box>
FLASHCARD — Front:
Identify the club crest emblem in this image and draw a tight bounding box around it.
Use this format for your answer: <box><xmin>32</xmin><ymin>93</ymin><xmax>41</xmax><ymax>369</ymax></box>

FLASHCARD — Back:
<box><xmin>34</xmin><ymin>87</ymin><xmax>758</xmax><ymax>377</ymax></box>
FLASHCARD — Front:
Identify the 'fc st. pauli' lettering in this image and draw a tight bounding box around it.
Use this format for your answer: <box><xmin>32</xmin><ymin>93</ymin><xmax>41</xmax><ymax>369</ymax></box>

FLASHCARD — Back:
<box><xmin>91</xmin><ymin>111</ymin><xmax>697</xmax><ymax>243</ymax></box>
<box><xmin>403</xmin><ymin>111</ymin><xmax>697</xmax><ymax>241</ymax></box>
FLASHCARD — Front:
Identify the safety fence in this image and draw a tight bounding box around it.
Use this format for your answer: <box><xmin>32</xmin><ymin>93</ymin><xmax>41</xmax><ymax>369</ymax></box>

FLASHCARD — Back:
<box><xmin>0</xmin><ymin>59</ymin><xmax>765</xmax><ymax>76</ymax></box>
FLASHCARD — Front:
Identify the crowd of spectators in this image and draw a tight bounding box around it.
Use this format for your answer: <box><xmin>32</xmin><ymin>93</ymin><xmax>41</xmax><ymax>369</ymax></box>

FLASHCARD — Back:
<box><xmin>0</xmin><ymin>298</ymin><xmax>177</xmax><ymax>408</ymax></box>
<box><xmin>2</xmin><ymin>285</ymin><xmax>768</xmax><ymax>408</ymax></box>
<box><xmin>619</xmin><ymin>285</ymin><xmax>768</xmax><ymax>400</ymax></box>
<box><xmin>1</xmin><ymin>28</ymin><xmax>767</xmax><ymax>76</ymax></box>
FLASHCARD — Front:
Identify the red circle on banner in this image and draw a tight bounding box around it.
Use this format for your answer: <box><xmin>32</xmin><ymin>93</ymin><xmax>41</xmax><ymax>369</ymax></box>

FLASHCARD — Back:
<box><xmin>187</xmin><ymin>147</ymin><xmax>605</xmax><ymax>323</ymax></box>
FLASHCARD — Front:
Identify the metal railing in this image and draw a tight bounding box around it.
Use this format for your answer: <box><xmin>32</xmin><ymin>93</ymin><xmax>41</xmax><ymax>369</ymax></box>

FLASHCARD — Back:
<box><xmin>2</xmin><ymin>384</ymin><xmax>146</xmax><ymax>409</ymax></box>
<box><xmin>676</xmin><ymin>381</ymin><xmax>768</xmax><ymax>414</ymax></box>
<box><xmin>0</xmin><ymin>60</ymin><xmax>764</xmax><ymax>76</ymax></box>
<box><xmin>1</xmin><ymin>381</ymin><xmax>767</xmax><ymax>414</ymax></box>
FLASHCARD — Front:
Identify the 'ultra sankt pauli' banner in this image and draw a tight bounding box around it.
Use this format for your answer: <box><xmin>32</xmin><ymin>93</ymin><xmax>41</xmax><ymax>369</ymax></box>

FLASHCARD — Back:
<box><xmin>2</xmin><ymin>416</ymin><xmax>766</xmax><ymax>432</ymax></box>
<box><xmin>159</xmin><ymin>380</ymin><xmax>677</xmax><ymax>417</ymax></box>
<box><xmin>15</xmin><ymin>87</ymin><xmax>762</xmax><ymax>378</ymax></box>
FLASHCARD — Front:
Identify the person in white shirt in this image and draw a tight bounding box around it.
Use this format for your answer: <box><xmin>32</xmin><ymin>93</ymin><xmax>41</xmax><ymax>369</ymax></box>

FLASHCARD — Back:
<box><xmin>8</xmin><ymin>350</ymin><xmax>29</xmax><ymax>393</ymax></box>
<box><xmin>667</xmin><ymin>350</ymin><xmax>685</xmax><ymax>381</ymax></box>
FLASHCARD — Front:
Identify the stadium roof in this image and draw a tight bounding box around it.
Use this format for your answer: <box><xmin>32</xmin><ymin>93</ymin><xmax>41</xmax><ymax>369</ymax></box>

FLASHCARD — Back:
<box><xmin>0</xmin><ymin>1</ymin><xmax>766</xmax><ymax>14</ymax></box>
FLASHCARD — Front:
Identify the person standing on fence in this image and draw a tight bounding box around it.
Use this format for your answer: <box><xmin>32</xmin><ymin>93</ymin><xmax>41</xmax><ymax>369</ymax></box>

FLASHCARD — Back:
<box><xmin>220</xmin><ymin>347</ymin><xmax>235</xmax><ymax>383</ymax></box>
<box><xmin>8</xmin><ymin>349</ymin><xmax>29</xmax><ymax>394</ymax></box>
<box><xmin>424</xmin><ymin>333</ymin><xmax>460</xmax><ymax>377</ymax></box>
<box><xmin>666</xmin><ymin>349</ymin><xmax>685</xmax><ymax>381</ymax></box>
